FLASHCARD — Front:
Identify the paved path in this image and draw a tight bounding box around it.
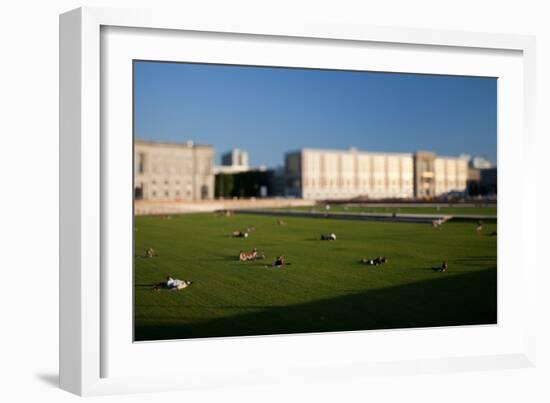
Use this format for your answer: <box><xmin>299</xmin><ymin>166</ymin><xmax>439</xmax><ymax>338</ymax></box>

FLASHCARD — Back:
<box><xmin>236</xmin><ymin>209</ymin><xmax>496</xmax><ymax>223</ymax></box>
<box><xmin>134</xmin><ymin>199</ymin><xmax>315</xmax><ymax>215</ymax></box>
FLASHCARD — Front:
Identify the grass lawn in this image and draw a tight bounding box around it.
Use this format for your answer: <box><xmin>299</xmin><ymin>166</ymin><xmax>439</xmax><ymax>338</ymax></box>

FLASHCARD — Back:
<box><xmin>134</xmin><ymin>213</ymin><xmax>497</xmax><ymax>341</ymax></box>
<box><xmin>273</xmin><ymin>205</ymin><xmax>497</xmax><ymax>216</ymax></box>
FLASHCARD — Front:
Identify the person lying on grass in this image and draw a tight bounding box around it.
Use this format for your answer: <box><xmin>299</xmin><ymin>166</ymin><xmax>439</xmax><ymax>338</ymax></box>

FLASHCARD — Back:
<box><xmin>266</xmin><ymin>255</ymin><xmax>291</xmax><ymax>268</ymax></box>
<box><xmin>434</xmin><ymin>261</ymin><xmax>448</xmax><ymax>272</ymax></box>
<box><xmin>232</xmin><ymin>230</ymin><xmax>249</xmax><ymax>238</ymax></box>
<box><xmin>320</xmin><ymin>233</ymin><xmax>336</xmax><ymax>241</ymax></box>
<box><xmin>239</xmin><ymin>248</ymin><xmax>265</xmax><ymax>261</ymax></box>
<box><xmin>432</xmin><ymin>219</ymin><xmax>443</xmax><ymax>229</ymax></box>
<box><xmin>360</xmin><ymin>256</ymin><xmax>388</xmax><ymax>266</ymax></box>
<box><xmin>136</xmin><ymin>248</ymin><xmax>158</xmax><ymax>258</ymax></box>
<box><xmin>152</xmin><ymin>276</ymin><xmax>193</xmax><ymax>291</ymax></box>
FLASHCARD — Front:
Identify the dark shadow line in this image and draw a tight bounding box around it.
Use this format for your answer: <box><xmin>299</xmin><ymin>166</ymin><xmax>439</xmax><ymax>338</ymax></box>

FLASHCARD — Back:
<box><xmin>135</xmin><ymin>267</ymin><xmax>497</xmax><ymax>342</ymax></box>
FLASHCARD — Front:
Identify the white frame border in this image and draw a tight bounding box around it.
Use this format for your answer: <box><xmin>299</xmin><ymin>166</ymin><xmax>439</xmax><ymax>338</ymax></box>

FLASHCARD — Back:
<box><xmin>59</xmin><ymin>6</ymin><xmax>537</xmax><ymax>396</ymax></box>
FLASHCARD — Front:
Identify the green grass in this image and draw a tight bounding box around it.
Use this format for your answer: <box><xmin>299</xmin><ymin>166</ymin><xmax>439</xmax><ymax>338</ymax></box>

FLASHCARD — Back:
<box><xmin>273</xmin><ymin>205</ymin><xmax>497</xmax><ymax>216</ymax></box>
<box><xmin>134</xmin><ymin>213</ymin><xmax>497</xmax><ymax>341</ymax></box>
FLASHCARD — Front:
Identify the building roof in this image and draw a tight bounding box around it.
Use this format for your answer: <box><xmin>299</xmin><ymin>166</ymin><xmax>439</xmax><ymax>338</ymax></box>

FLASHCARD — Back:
<box><xmin>135</xmin><ymin>139</ymin><xmax>213</xmax><ymax>149</ymax></box>
<box><xmin>288</xmin><ymin>147</ymin><xmax>413</xmax><ymax>157</ymax></box>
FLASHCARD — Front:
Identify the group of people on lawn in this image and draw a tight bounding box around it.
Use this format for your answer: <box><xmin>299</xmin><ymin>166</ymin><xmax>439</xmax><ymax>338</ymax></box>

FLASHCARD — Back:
<box><xmin>145</xmin><ymin>220</ymin><xmax>468</xmax><ymax>291</ymax></box>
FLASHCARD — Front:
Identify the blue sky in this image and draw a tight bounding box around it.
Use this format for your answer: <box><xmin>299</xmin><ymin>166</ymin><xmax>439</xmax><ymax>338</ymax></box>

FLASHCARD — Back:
<box><xmin>134</xmin><ymin>61</ymin><xmax>497</xmax><ymax>167</ymax></box>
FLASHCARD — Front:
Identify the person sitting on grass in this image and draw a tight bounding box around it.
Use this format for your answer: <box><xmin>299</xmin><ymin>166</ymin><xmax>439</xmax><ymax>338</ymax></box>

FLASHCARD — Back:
<box><xmin>266</xmin><ymin>255</ymin><xmax>290</xmax><ymax>268</ymax></box>
<box><xmin>153</xmin><ymin>276</ymin><xmax>193</xmax><ymax>291</ymax></box>
<box><xmin>434</xmin><ymin>261</ymin><xmax>448</xmax><ymax>272</ymax></box>
<box><xmin>320</xmin><ymin>233</ymin><xmax>337</xmax><ymax>241</ymax></box>
<box><xmin>239</xmin><ymin>248</ymin><xmax>265</xmax><ymax>261</ymax></box>
<box><xmin>476</xmin><ymin>220</ymin><xmax>483</xmax><ymax>234</ymax></box>
<box><xmin>145</xmin><ymin>248</ymin><xmax>157</xmax><ymax>258</ymax></box>
<box><xmin>360</xmin><ymin>256</ymin><xmax>388</xmax><ymax>266</ymax></box>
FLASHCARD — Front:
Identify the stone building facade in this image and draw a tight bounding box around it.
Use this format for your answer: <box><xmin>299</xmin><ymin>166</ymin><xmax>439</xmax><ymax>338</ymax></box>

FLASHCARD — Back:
<box><xmin>286</xmin><ymin>148</ymin><xmax>468</xmax><ymax>200</ymax></box>
<box><xmin>134</xmin><ymin>140</ymin><xmax>214</xmax><ymax>201</ymax></box>
<box><xmin>433</xmin><ymin>155</ymin><xmax>469</xmax><ymax>196</ymax></box>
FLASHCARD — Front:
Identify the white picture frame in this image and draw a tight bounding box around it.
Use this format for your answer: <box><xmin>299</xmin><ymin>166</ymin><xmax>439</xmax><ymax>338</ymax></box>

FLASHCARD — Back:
<box><xmin>59</xmin><ymin>6</ymin><xmax>537</xmax><ymax>396</ymax></box>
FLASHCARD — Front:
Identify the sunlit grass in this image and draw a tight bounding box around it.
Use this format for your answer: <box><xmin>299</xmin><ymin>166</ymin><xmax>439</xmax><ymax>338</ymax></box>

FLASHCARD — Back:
<box><xmin>134</xmin><ymin>213</ymin><xmax>497</xmax><ymax>341</ymax></box>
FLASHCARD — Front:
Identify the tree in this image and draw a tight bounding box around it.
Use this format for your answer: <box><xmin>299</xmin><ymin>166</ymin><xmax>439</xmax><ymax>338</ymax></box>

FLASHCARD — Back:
<box><xmin>214</xmin><ymin>174</ymin><xmax>234</xmax><ymax>198</ymax></box>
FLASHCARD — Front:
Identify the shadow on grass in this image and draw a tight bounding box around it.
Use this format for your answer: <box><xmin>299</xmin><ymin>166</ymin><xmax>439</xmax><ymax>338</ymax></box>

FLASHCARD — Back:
<box><xmin>303</xmin><ymin>238</ymin><xmax>341</xmax><ymax>242</ymax></box>
<box><xmin>135</xmin><ymin>267</ymin><xmax>497</xmax><ymax>342</ymax></box>
<box><xmin>135</xmin><ymin>283</ymin><xmax>154</xmax><ymax>288</ymax></box>
<box><xmin>135</xmin><ymin>254</ymin><xmax>157</xmax><ymax>259</ymax></box>
<box><xmin>455</xmin><ymin>256</ymin><xmax>497</xmax><ymax>262</ymax></box>
<box><xmin>135</xmin><ymin>304</ymin><xmax>277</xmax><ymax>310</ymax></box>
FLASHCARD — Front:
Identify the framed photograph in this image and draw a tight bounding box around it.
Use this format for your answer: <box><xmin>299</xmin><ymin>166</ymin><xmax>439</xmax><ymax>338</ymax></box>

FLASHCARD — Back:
<box><xmin>60</xmin><ymin>7</ymin><xmax>537</xmax><ymax>396</ymax></box>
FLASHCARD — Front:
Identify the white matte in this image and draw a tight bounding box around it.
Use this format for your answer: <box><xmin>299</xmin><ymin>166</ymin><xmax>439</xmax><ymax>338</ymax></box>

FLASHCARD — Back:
<box><xmin>102</xmin><ymin>26</ymin><xmax>524</xmax><ymax>377</ymax></box>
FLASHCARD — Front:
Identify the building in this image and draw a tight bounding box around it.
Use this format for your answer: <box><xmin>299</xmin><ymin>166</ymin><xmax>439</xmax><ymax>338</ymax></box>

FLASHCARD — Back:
<box><xmin>470</xmin><ymin>156</ymin><xmax>493</xmax><ymax>169</ymax></box>
<box><xmin>480</xmin><ymin>167</ymin><xmax>497</xmax><ymax>195</ymax></box>
<box><xmin>215</xmin><ymin>148</ymin><xmax>250</xmax><ymax>174</ymax></box>
<box><xmin>268</xmin><ymin>166</ymin><xmax>287</xmax><ymax>197</ymax></box>
<box><xmin>134</xmin><ymin>140</ymin><xmax>214</xmax><ymax>201</ymax></box>
<box><xmin>468</xmin><ymin>167</ymin><xmax>481</xmax><ymax>183</ymax></box>
<box><xmin>214</xmin><ymin>148</ymin><xmax>282</xmax><ymax>198</ymax></box>
<box><xmin>414</xmin><ymin>151</ymin><xmax>469</xmax><ymax>198</ymax></box>
<box><xmin>466</xmin><ymin>155</ymin><xmax>497</xmax><ymax>196</ymax></box>
<box><xmin>466</xmin><ymin>166</ymin><xmax>497</xmax><ymax>197</ymax></box>
<box><xmin>467</xmin><ymin>166</ymin><xmax>482</xmax><ymax>195</ymax></box>
<box><xmin>222</xmin><ymin>148</ymin><xmax>249</xmax><ymax>167</ymax></box>
<box><xmin>285</xmin><ymin>148</ymin><xmax>414</xmax><ymax>200</ymax></box>
<box><xmin>285</xmin><ymin>148</ymin><xmax>468</xmax><ymax>200</ymax></box>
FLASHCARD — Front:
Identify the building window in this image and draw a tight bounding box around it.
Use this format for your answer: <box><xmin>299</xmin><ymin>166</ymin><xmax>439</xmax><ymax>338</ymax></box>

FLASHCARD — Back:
<box><xmin>137</xmin><ymin>152</ymin><xmax>146</xmax><ymax>174</ymax></box>
<box><xmin>201</xmin><ymin>185</ymin><xmax>209</xmax><ymax>200</ymax></box>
